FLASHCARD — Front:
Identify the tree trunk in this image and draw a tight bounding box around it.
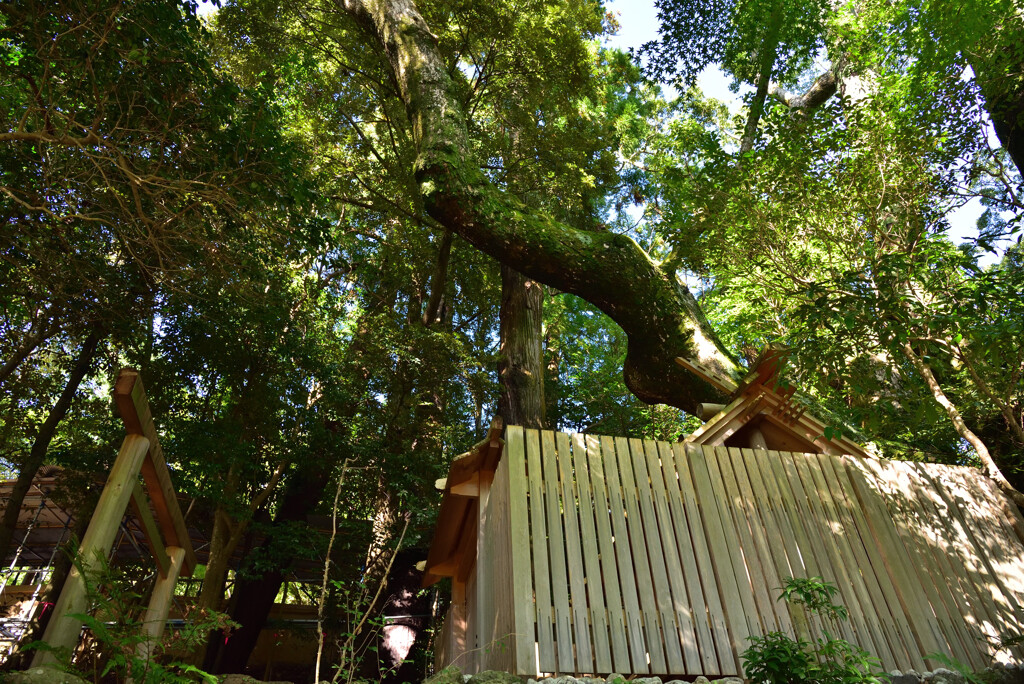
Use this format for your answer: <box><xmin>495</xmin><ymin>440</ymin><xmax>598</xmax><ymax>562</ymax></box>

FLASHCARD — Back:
<box><xmin>340</xmin><ymin>0</ymin><xmax>740</xmax><ymax>414</ymax></box>
<box><xmin>498</xmin><ymin>265</ymin><xmax>546</xmax><ymax>428</ymax></box>
<box><xmin>901</xmin><ymin>341</ymin><xmax>1024</xmax><ymax>507</ymax></box>
<box><xmin>214</xmin><ymin>462</ymin><xmax>333</xmax><ymax>673</ymax></box>
<box><xmin>739</xmin><ymin>7</ymin><xmax>782</xmax><ymax>155</ymax></box>
<box><xmin>968</xmin><ymin>5</ymin><xmax>1024</xmax><ymax>177</ymax></box>
<box><xmin>378</xmin><ymin>549</ymin><xmax>430</xmax><ymax>684</ymax></box>
<box><xmin>0</xmin><ymin>326</ymin><xmax>102</xmax><ymax>562</ymax></box>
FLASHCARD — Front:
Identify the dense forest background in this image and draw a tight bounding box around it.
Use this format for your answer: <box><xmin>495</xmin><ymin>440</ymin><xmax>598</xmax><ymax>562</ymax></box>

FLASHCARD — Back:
<box><xmin>1</xmin><ymin>0</ymin><xmax>1022</xmax><ymax>679</ymax></box>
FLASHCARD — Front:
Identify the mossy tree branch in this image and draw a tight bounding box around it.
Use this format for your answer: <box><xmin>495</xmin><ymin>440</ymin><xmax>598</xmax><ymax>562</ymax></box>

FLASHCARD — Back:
<box><xmin>341</xmin><ymin>0</ymin><xmax>740</xmax><ymax>412</ymax></box>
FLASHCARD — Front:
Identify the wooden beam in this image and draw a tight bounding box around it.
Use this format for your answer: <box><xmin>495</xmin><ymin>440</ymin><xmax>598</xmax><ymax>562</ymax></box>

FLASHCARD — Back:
<box><xmin>675</xmin><ymin>356</ymin><xmax>738</xmax><ymax>395</ymax></box>
<box><xmin>449</xmin><ymin>473</ymin><xmax>480</xmax><ymax>497</ymax></box>
<box><xmin>455</xmin><ymin>505</ymin><xmax>478</xmax><ymax>582</ymax></box>
<box><xmin>136</xmin><ymin>546</ymin><xmax>186</xmax><ymax>665</ymax></box>
<box><xmin>129</xmin><ymin>481</ymin><xmax>170</xmax><ymax>577</ymax></box>
<box><xmin>34</xmin><ymin>434</ymin><xmax>150</xmax><ymax>665</ymax></box>
<box><xmin>696</xmin><ymin>403</ymin><xmax>729</xmax><ymax>419</ymax></box>
<box><xmin>114</xmin><ymin>369</ymin><xmax>196</xmax><ymax>575</ymax></box>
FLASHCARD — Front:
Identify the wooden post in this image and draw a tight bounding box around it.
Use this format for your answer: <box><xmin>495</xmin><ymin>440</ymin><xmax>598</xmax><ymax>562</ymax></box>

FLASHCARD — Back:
<box><xmin>452</xmin><ymin>580</ymin><xmax>468</xmax><ymax>669</ymax></box>
<box><xmin>114</xmin><ymin>370</ymin><xmax>197</xmax><ymax>575</ymax></box>
<box><xmin>33</xmin><ymin>434</ymin><xmax>150</xmax><ymax>665</ymax></box>
<box><xmin>136</xmin><ymin>546</ymin><xmax>186</xmax><ymax>663</ymax></box>
<box><xmin>474</xmin><ymin>468</ymin><xmax>493</xmax><ymax>672</ymax></box>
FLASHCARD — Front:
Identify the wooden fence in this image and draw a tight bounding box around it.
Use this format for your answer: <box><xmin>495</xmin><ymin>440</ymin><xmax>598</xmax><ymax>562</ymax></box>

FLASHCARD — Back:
<box><xmin>440</xmin><ymin>426</ymin><xmax>1024</xmax><ymax>677</ymax></box>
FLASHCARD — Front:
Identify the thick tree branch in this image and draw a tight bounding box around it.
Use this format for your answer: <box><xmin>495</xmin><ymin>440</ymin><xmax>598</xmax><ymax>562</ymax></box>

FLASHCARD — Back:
<box><xmin>0</xmin><ymin>130</ymin><xmax>103</xmax><ymax>146</ymax></box>
<box><xmin>769</xmin><ymin>69</ymin><xmax>838</xmax><ymax>110</ymax></box>
<box><xmin>901</xmin><ymin>341</ymin><xmax>1024</xmax><ymax>508</ymax></box>
<box><xmin>341</xmin><ymin>0</ymin><xmax>740</xmax><ymax>412</ymax></box>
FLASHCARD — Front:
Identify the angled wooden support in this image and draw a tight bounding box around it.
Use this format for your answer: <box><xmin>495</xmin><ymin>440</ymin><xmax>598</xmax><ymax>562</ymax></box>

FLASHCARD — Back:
<box><xmin>114</xmin><ymin>369</ymin><xmax>196</xmax><ymax>575</ymax></box>
<box><xmin>34</xmin><ymin>369</ymin><xmax>196</xmax><ymax>666</ymax></box>
<box><xmin>136</xmin><ymin>546</ymin><xmax>186</xmax><ymax>663</ymax></box>
<box><xmin>34</xmin><ymin>434</ymin><xmax>150</xmax><ymax>665</ymax></box>
<box><xmin>130</xmin><ymin>480</ymin><xmax>169</xmax><ymax>577</ymax></box>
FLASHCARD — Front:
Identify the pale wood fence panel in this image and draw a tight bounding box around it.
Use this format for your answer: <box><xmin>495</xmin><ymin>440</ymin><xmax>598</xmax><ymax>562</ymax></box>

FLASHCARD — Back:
<box><xmin>479</xmin><ymin>440</ymin><xmax>517</xmax><ymax>672</ymax></box>
<box><xmin>491</xmin><ymin>427</ymin><xmax>1024</xmax><ymax>677</ymax></box>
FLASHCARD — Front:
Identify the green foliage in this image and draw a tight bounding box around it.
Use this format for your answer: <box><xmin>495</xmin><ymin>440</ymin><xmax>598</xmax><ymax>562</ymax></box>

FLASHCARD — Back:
<box><xmin>777</xmin><ymin>576</ymin><xmax>848</xmax><ymax>625</ymax></box>
<box><xmin>32</xmin><ymin>550</ymin><xmax>234</xmax><ymax>683</ymax></box>
<box><xmin>743</xmin><ymin>577</ymin><xmax>887</xmax><ymax>684</ymax></box>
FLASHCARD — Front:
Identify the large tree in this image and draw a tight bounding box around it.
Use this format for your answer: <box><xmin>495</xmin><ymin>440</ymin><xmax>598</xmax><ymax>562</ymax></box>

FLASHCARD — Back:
<box><xmin>337</xmin><ymin>0</ymin><xmax>740</xmax><ymax>415</ymax></box>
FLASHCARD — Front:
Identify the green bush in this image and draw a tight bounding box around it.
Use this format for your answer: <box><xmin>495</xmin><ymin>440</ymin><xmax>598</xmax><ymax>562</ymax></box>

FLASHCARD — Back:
<box><xmin>741</xmin><ymin>577</ymin><xmax>888</xmax><ymax>684</ymax></box>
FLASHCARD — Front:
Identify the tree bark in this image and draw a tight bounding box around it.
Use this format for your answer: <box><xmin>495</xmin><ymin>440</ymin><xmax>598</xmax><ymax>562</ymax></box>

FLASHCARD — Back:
<box><xmin>769</xmin><ymin>70</ymin><xmax>838</xmax><ymax>109</ymax></box>
<box><xmin>966</xmin><ymin>4</ymin><xmax>1024</xmax><ymax>177</ymax></box>
<box><xmin>901</xmin><ymin>341</ymin><xmax>1024</xmax><ymax>508</ymax></box>
<box><xmin>739</xmin><ymin>8</ymin><xmax>782</xmax><ymax>155</ymax></box>
<box><xmin>340</xmin><ymin>0</ymin><xmax>740</xmax><ymax>414</ymax></box>
<box><xmin>213</xmin><ymin>462</ymin><xmax>333</xmax><ymax>673</ymax></box>
<box><xmin>498</xmin><ymin>265</ymin><xmax>546</xmax><ymax>428</ymax></box>
<box><xmin>0</xmin><ymin>326</ymin><xmax>103</xmax><ymax>562</ymax></box>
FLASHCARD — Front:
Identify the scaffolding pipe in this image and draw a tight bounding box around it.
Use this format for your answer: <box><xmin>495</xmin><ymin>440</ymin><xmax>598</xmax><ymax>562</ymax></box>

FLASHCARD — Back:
<box><xmin>0</xmin><ymin>486</ymin><xmax>48</xmax><ymax>596</ymax></box>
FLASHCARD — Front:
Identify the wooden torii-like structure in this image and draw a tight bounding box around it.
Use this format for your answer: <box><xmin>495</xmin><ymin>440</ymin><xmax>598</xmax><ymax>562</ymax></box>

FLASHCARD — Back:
<box><xmin>33</xmin><ymin>369</ymin><xmax>196</xmax><ymax>665</ymax></box>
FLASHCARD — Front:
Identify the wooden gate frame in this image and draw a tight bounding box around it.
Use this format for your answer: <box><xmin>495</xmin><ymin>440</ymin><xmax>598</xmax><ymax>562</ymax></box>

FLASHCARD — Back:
<box><xmin>33</xmin><ymin>369</ymin><xmax>196</xmax><ymax>666</ymax></box>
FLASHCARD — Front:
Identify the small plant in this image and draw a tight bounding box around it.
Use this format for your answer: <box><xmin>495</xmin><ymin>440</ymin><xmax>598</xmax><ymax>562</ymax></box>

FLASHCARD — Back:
<box><xmin>31</xmin><ymin>549</ymin><xmax>233</xmax><ymax>683</ymax></box>
<box><xmin>778</xmin><ymin>576</ymin><xmax>849</xmax><ymax>626</ymax></box>
<box><xmin>742</xmin><ymin>577</ymin><xmax>888</xmax><ymax>684</ymax></box>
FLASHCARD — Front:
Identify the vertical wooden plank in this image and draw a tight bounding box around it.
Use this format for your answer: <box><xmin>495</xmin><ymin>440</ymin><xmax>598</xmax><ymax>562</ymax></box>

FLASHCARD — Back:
<box><xmin>807</xmin><ymin>453</ymin><xmax>898</xmax><ymax>669</ymax></box>
<box><xmin>602</xmin><ymin>435</ymin><xmax>650</xmax><ymax>673</ymax></box>
<box><xmin>954</xmin><ymin>468</ymin><xmax>1024</xmax><ymax>663</ymax></box>
<box><xmin>942</xmin><ymin>467</ymin><xmax>1024</xmax><ymax>626</ymax></box>
<box><xmin>587</xmin><ymin>434</ymin><xmax>631</xmax><ymax>673</ymax></box>
<box><xmin>632</xmin><ymin>438</ymin><xmax>685</xmax><ymax>674</ymax></box>
<box><xmin>858</xmin><ymin>458</ymin><xmax>960</xmax><ymax>660</ymax></box>
<box><xmin>557</xmin><ymin>432</ymin><xmax>593</xmax><ymax>674</ymax></box>
<box><xmin>659</xmin><ymin>441</ymin><xmax>718</xmax><ymax>675</ymax></box>
<box><xmin>435</xmin><ymin>608</ymin><xmax>452</xmax><ymax>671</ymax></box>
<box><xmin>746</xmin><ymin>450</ymin><xmax>803</xmax><ymax>579</ymax></box>
<box><xmin>673</xmin><ymin>442</ymin><xmax>729</xmax><ymax>675</ymax></box>
<box><xmin>452</xmin><ymin>580</ymin><xmax>470</xmax><ymax>670</ymax></box>
<box><xmin>542</xmin><ymin>431</ymin><xmax>574</xmax><ymax>672</ymax></box>
<box><xmin>844</xmin><ymin>456</ymin><xmax>937</xmax><ymax>669</ymax></box>
<box><xmin>735</xmin><ymin>449</ymin><xmax>796</xmax><ymax>629</ymax></box>
<box><xmin>703</xmin><ymin>448</ymin><xmax>763</xmax><ymax>639</ymax></box>
<box><xmin>505</xmin><ymin>426</ymin><xmax>536</xmax><ymax>676</ymax></box>
<box><xmin>880</xmin><ymin>462</ymin><xmax>987</xmax><ymax>669</ymax></box>
<box><xmin>526</xmin><ymin>429</ymin><xmax>557</xmax><ymax>673</ymax></box>
<box><xmin>570</xmin><ymin>433</ymin><xmax>607</xmax><ymax>673</ymax></box>
<box><xmin>762</xmin><ymin>450</ymin><xmax>833</xmax><ymax>642</ymax></box>
<box><xmin>716</xmin><ymin>447</ymin><xmax>779</xmax><ymax>635</ymax></box>
<box><xmin>616</xmin><ymin>436</ymin><xmax>668</xmax><ymax>673</ymax></box>
<box><xmin>484</xmin><ymin>447</ymin><xmax>517</xmax><ymax>671</ymax></box>
<box><xmin>465</xmin><ymin>570</ymin><xmax>480</xmax><ymax>673</ymax></box>
<box><xmin>785</xmin><ymin>452</ymin><xmax>858</xmax><ymax>646</ymax></box>
<box><xmin>646</xmin><ymin>440</ymin><xmax>701</xmax><ymax>672</ymax></box>
<box><xmin>476</xmin><ymin>464</ymin><xmax>494</xmax><ymax>671</ymax></box>
<box><xmin>914</xmin><ymin>465</ymin><xmax>1005</xmax><ymax>651</ymax></box>
<box><xmin>823</xmin><ymin>454</ymin><xmax>919</xmax><ymax>669</ymax></box>
<box><xmin>724</xmin><ymin>448</ymin><xmax>786</xmax><ymax>634</ymax></box>
<box><xmin>689</xmin><ymin>445</ymin><xmax>751</xmax><ymax>673</ymax></box>
<box><xmin>960</xmin><ymin>470</ymin><xmax>1024</xmax><ymax>612</ymax></box>
<box><xmin>914</xmin><ymin>464</ymin><xmax>1024</xmax><ymax>658</ymax></box>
